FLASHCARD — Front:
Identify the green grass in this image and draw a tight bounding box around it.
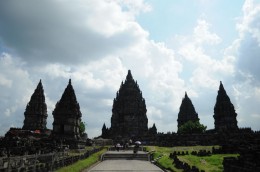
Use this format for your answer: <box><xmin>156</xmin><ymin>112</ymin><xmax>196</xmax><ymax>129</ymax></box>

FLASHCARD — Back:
<box><xmin>157</xmin><ymin>155</ymin><xmax>183</xmax><ymax>172</ymax></box>
<box><xmin>146</xmin><ymin>145</ymin><xmax>220</xmax><ymax>154</ymax></box>
<box><xmin>56</xmin><ymin>148</ymin><xmax>107</xmax><ymax>172</ymax></box>
<box><xmin>67</xmin><ymin>146</ymin><xmax>101</xmax><ymax>156</ymax></box>
<box><xmin>178</xmin><ymin>154</ymin><xmax>238</xmax><ymax>172</ymax></box>
<box><xmin>146</xmin><ymin>146</ymin><xmax>238</xmax><ymax>172</ymax></box>
<box><xmin>146</xmin><ymin>146</ymin><xmax>182</xmax><ymax>172</ymax></box>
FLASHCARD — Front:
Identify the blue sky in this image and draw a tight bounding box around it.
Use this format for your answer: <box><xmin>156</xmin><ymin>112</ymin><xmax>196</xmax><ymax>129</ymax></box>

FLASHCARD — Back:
<box><xmin>137</xmin><ymin>0</ymin><xmax>244</xmax><ymax>43</ymax></box>
<box><xmin>0</xmin><ymin>0</ymin><xmax>259</xmax><ymax>138</ymax></box>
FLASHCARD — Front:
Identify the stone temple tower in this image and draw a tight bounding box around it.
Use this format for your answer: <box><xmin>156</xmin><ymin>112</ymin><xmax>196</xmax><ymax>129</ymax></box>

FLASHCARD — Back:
<box><xmin>213</xmin><ymin>81</ymin><xmax>238</xmax><ymax>132</ymax></box>
<box><xmin>52</xmin><ymin>79</ymin><xmax>82</xmax><ymax>140</ymax></box>
<box><xmin>23</xmin><ymin>80</ymin><xmax>47</xmax><ymax>131</ymax></box>
<box><xmin>177</xmin><ymin>92</ymin><xmax>199</xmax><ymax>132</ymax></box>
<box><xmin>110</xmin><ymin>70</ymin><xmax>148</xmax><ymax>139</ymax></box>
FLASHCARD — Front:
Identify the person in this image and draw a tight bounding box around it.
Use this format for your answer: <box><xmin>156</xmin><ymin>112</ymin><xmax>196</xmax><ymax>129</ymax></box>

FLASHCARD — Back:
<box><xmin>133</xmin><ymin>144</ymin><xmax>139</xmax><ymax>154</ymax></box>
<box><xmin>122</xmin><ymin>142</ymin><xmax>126</xmax><ymax>151</ymax></box>
<box><xmin>129</xmin><ymin>139</ymin><xmax>132</xmax><ymax>145</ymax></box>
<box><xmin>116</xmin><ymin>143</ymin><xmax>121</xmax><ymax>152</ymax></box>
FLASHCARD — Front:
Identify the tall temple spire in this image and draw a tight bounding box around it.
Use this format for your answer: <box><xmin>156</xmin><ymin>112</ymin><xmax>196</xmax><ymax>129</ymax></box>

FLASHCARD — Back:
<box><xmin>177</xmin><ymin>92</ymin><xmax>199</xmax><ymax>131</ymax></box>
<box><xmin>214</xmin><ymin>81</ymin><xmax>238</xmax><ymax>132</ymax></box>
<box><xmin>52</xmin><ymin>79</ymin><xmax>82</xmax><ymax>140</ymax></box>
<box><xmin>23</xmin><ymin>80</ymin><xmax>48</xmax><ymax>130</ymax></box>
<box><xmin>185</xmin><ymin>91</ymin><xmax>188</xmax><ymax>98</ymax></box>
<box><xmin>126</xmin><ymin>70</ymin><xmax>134</xmax><ymax>82</ymax></box>
<box><xmin>110</xmin><ymin>70</ymin><xmax>148</xmax><ymax>139</ymax></box>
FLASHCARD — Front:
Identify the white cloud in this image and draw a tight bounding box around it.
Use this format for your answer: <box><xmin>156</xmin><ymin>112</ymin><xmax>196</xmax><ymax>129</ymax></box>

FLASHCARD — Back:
<box><xmin>235</xmin><ymin>0</ymin><xmax>260</xmax><ymax>83</ymax></box>
<box><xmin>237</xmin><ymin>0</ymin><xmax>260</xmax><ymax>44</ymax></box>
<box><xmin>0</xmin><ymin>0</ymin><xmax>259</xmax><ymax>138</ymax></box>
<box><xmin>225</xmin><ymin>0</ymin><xmax>260</xmax><ymax>131</ymax></box>
<box><xmin>117</xmin><ymin>0</ymin><xmax>152</xmax><ymax>14</ymax></box>
<box><xmin>194</xmin><ymin>19</ymin><xmax>222</xmax><ymax>45</ymax></box>
<box><xmin>174</xmin><ymin>19</ymin><xmax>235</xmax><ymax>92</ymax></box>
<box><xmin>251</xmin><ymin>114</ymin><xmax>260</xmax><ymax>119</ymax></box>
<box><xmin>0</xmin><ymin>74</ymin><xmax>12</xmax><ymax>88</ymax></box>
<box><xmin>0</xmin><ymin>53</ymin><xmax>34</xmax><ymax>134</ymax></box>
<box><xmin>0</xmin><ymin>0</ymin><xmax>148</xmax><ymax>65</ymax></box>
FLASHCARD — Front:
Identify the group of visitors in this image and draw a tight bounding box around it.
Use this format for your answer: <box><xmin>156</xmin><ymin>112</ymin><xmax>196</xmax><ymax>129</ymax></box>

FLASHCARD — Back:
<box><xmin>114</xmin><ymin>139</ymin><xmax>141</xmax><ymax>153</ymax></box>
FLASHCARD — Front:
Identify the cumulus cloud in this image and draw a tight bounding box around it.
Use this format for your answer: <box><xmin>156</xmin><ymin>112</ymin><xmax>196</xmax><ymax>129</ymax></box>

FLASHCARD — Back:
<box><xmin>165</xmin><ymin>18</ymin><xmax>243</xmax><ymax>130</ymax></box>
<box><xmin>0</xmin><ymin>0</ymin><xmax>148</xmax><ymax>65</ymax></box>
<box><xmin>0</xmin><ymin>0</ymin><xmax>213</xmax><ymax>137</ymax></box>
<box><xmin>0</xmin><ymin>53</ymin><xmax>34</xmax><ymax>134</ymax></box>
<box><xmin>0</xmin><ymin>0</ymin><xmax>259</xmax><ymax>138</ymax></box>
<box><xmin>235</xmin><ymin>0</ymin><xmax>260</xmax><ymax>83</ymax></box>
<box><xmin>227</xmin><ymin>0</ymin><xmax>260</xmax><ymax>130</ymax></box>
<box><xmin>172</xmin><ymin>19</ymin><xmax>235</xmax><ymax>92</ymax></box>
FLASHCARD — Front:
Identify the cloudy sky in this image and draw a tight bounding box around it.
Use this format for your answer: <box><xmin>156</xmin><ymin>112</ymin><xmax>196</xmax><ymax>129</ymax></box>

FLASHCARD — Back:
<box><xmin>0</xmin><ymin>0</ymin><xmax>260</xmax><ymax>138</ymax></box>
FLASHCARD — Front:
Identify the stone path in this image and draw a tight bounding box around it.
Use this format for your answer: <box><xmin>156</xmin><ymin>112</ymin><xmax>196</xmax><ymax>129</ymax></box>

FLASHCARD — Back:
<box><xmin>85</xmin><ymin>150</ymin><xmax>163</xmax><ymax>172</ymax></box>
<box><xmin>86</xmin><ymin>160</ymin><xmax>163</xmax><ymax>172</ymax></box>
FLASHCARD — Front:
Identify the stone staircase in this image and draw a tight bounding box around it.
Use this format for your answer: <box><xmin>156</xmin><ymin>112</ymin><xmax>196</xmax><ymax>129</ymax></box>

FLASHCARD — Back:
<box><xmin>101</xmin><ymin>151</ymin><xmax>150</xmax><ymax>161</ymax></box>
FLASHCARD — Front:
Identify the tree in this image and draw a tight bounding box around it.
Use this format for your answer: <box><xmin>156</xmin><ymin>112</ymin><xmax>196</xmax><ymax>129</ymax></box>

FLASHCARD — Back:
<box><xmin>102</xmin><ymin>123</ymin><xmax>109</xmax><ymax>138</ymax></box>
<box><xmin>178</xmin><ymin>120</ymin><xmax>207</xmax><ymax>134</ymax></box>
<box><xmin>79</xmin><ymin>121</ymin><xmax>86</xmax><ymax>136</ymax></box>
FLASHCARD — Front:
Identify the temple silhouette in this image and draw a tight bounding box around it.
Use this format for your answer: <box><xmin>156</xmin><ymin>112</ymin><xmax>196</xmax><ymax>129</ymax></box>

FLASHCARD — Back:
<box><xmin>52</xmin><ymin>79</ymin><xmax>83</xmax><ymax>143</ymax></box>
<box><xmin>0</xmin><ymin>70</ymin><xmax>259</xmax><ymax>171</ymax></box>
<box><xmin>177</xmin><ymin>92</ymin><xmax>200</xmax><ymax>132</ymax></box>
<box><xmin>107</xmin><ymin>70</ymin><xmax>148</xmax><ymax>140</ymax></box>
<box><xmin>6</xmin><ymin>70</ymin><xmax>256</xmax><ymax>142</ymax></box>
<box><xmin>22</xmin><ymin>79</ymin><xmax>85</xmax><ymax>149</ymax></box>
<box><xmin>23</xmin><ymin>80</ymin><xmax>48</xmax><ymax>131</ymax></box>
<box><xmin>214</xmin><ymin>81</ymin><xmax>238</xmax><ymax>131</ymax></box>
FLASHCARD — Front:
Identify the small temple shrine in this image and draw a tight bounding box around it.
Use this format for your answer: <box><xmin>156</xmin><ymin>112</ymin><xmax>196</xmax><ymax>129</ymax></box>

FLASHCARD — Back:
<box><xmin>213</xmin><ymin>81</ymin><xmax>238</xmax><ymax>132</ymax></box>
<box><xmin>22</xmin><ymin>80</ymin><xmax>48</xmax><ymax>131</ymax></box>
<box><xmin>52</xmin><ymin>79</ymin><xmax>82</xmax><ymax>140</ymax></box>
<box><xmin>177</xmin><ymin>92</ymin><xmax>200</xmax><ymax>132</ymax></box>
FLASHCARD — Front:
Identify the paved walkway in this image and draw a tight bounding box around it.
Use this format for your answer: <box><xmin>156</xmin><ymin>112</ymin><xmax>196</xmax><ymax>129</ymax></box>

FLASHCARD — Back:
<box><xmin>85</xmin><ymin>150</ymin><xmax>163</xmax><ymax>172</ymax></box>
<box><xmin>87</xmin><ymin>160</ymin><xmax>163</xmax><ymax>172</ymax></box>
<box><xmin>104</xmin><ymin>150</ymin><xmax>147</xmax><ymax>155</ymax></box>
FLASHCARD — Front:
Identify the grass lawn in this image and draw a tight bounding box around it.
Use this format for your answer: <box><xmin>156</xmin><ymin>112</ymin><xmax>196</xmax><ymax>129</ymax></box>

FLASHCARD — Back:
<box><xmin>178</xmin><ymin>154</ymin><xmax>238</xmax><ymax>172</ymax></box>
<box><xmin>146</xmin><ymin>146</ymin><xmax>238</xmax><ymax>172</ymax></box>
<box><xmin>56</xmin><ymin>148</ymin><xmax>107</xmax><ymax>172</ymax></box>
<box><xmin>67</xmin><ymin>146</ymin><xmax>102</xmax><ymax>156</ymax></box>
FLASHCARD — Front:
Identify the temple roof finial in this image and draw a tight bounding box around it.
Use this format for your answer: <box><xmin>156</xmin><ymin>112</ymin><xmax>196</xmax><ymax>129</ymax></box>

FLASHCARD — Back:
<box><xmin>219</xmin><ymin>81</ymin><xmax>226</xmax><ymax>93</ymax></box>
<box><xmin>126</xmin><ymin>69</ymin><xmax>133</xmax><ymax>81</ymax></box>
<box><xmin>36</xmin><ymin>79</ymin><xmax>43</xmax><ymax>90</ymax></box>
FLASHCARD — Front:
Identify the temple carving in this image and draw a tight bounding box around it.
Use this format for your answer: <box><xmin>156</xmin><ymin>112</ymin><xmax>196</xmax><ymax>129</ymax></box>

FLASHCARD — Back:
<box><xmin>110</xmin><ymin>70</ymin><xmax>148</xmax><ymax>139</ymax></box>
<box><xmin>177</xmin><ymin>92</ymin><xmax>199</xmax><ymax>132</ymax></box>
<box><xmin>52</xmin><ymin>79</ymin><xmax>82</xmax><ymax>140</ymax></box>
<box><xmin>22</xmin><ymin>80</ymin><xmax>47</xmax><ymax>131</ymax></box>
<box><xmin>213</xmin><ymin>81</ymin><xmax>238</xmax><ymax>131</ymax></box>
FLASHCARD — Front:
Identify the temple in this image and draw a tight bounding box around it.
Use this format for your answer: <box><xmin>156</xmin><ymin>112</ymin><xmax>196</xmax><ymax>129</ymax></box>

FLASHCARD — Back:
<box><xmin>177</xmin><ymin>92</ymin><xmax>199</xmax><ymax>132</ymax></box>
<box><xmin>110</xmin><ymin>70</ymin><xmax>148</xmax><ymax>140</ymax></box>
<box><xmin>22</xmin><ymin>80</ymin><xmax>48</xmax><ymax>131</ymax></box>
<box><xmin>52</xmin><ymin>79</ymin><xmax>82</xmax><ymax>141</ymax></box>
<box><xmin>148</xmin><ymin>123</ymin><xmax>157</xmax><ymax>136</ymax></box>
<box><xmin>213</xmin><ymin>81</ymin><xmax>238</xmax><ymax>131</ymax></box>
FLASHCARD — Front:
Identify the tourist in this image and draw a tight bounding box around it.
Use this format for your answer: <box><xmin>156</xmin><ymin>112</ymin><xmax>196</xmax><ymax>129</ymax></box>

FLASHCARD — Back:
<box><xmin>133</xmin><ymin>144</ymin><xmax>139</xmax><ymax>154</ymax></box>
<box><xmin>116</xmin><ymin>143</ymin><xmax>121</xmax><ymax>151</ymax></box>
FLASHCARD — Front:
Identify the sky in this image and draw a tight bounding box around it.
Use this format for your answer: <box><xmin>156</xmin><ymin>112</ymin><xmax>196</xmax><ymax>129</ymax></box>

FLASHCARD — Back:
<box><xmin>0</xmin><ymin>0</ymin><xmax>260</xmax><ymax>138</ymax></box>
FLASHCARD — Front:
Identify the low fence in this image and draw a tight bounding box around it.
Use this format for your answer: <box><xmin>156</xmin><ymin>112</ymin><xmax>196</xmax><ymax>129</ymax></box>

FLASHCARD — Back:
<box><xmin>0</xmin><ymin>147</ymin><xmax>103</xmax><ymax>172</ymax></box>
